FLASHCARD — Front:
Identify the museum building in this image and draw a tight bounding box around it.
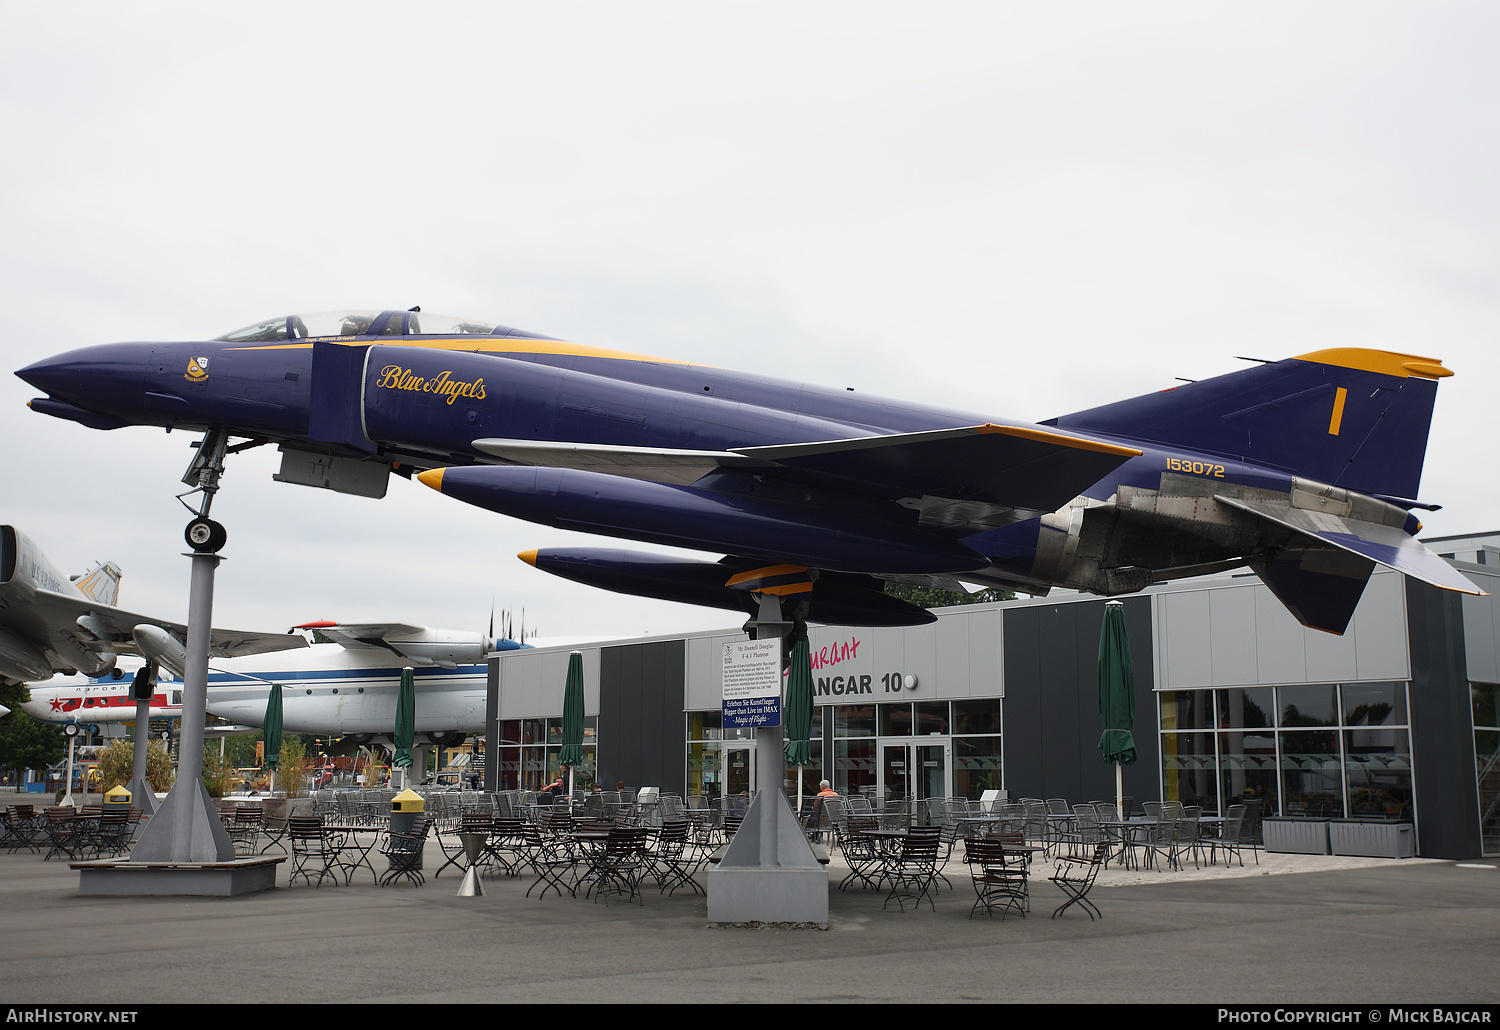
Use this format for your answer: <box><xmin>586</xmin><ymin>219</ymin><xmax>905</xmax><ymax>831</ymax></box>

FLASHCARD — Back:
<box><xmin>484</xmin><ymin>532</ymin><xmax>1500</xmax><ymax>860</ymax></box>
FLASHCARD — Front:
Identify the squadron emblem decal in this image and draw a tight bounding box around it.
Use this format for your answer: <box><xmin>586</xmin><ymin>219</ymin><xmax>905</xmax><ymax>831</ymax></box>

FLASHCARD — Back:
<box><xmin>184</xmin><ymin>356</ymin><xmax>210</xmax><ymax>382</ymax></box>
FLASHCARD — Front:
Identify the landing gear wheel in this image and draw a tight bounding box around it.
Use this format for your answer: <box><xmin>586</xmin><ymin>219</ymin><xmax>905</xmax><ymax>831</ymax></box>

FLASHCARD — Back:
<box><xmin>185</xmin><ymin>517</ymin><xmax>227</xmax><ymax>553</ymax></box>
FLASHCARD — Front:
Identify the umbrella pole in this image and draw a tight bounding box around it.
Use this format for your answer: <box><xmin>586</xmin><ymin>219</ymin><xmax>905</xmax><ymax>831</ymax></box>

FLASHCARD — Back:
<box><xmin>1115</xmin><ymin>762</ymin><xmax>1123</xmax><ymax>821</ymax></box>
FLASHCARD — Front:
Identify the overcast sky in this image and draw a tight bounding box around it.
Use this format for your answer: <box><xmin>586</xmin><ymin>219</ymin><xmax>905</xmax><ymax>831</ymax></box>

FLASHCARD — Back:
<box><xmin>2</xmin><ymin>2</ymin><xmax>1496</xmax><ymax>644</ymax></box>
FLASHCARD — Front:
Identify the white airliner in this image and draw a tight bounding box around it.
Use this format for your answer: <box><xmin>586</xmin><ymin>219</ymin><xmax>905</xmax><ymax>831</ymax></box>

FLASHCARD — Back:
<box><xmin>23</xmin><ymin>621</ymin><xmax>529</xmax><ymax>747</ymax></box>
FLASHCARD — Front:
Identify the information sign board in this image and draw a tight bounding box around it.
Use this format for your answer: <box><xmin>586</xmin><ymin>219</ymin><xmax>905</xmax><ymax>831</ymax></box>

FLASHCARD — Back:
<box><xmin>722</xmin><ymin>639</ymin><xmax>782</xmax><ymax>728</ymax></box>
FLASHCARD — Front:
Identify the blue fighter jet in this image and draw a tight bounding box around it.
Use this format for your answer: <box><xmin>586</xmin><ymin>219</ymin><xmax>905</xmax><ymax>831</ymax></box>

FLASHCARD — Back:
<box><xmin>16</xmin><ymin>308</ymin><xmax>1482</xmax><ymax>633</ymax></box>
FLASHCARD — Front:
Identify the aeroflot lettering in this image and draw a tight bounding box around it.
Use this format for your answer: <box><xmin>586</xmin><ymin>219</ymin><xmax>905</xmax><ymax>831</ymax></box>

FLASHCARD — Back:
<box><xmin>375</xmin><ymin>366</ymin><xmax>487</xmax><ymax>405</ymax></box>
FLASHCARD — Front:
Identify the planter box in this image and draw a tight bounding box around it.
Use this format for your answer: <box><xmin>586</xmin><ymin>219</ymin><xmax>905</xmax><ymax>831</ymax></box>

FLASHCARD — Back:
<box><xmin>1263</xmin><ymin>818</ymin><xmax>1329</xmax><ymax>854</ymax></box>
<box><xmin>1328</xmin><ymin>820</ymin><xmax>1414</xmax><ymax>859</ymax></box>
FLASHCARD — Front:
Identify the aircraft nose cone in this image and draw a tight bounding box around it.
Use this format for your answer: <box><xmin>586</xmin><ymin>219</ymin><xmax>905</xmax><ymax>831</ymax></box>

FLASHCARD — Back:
<box><xmin>16</xmin><ymin>342</ymin><xmax>154</xmax><ymax>429</ymax></box>
<box><xmin>15</xmin><ymin>351</ymin><xmax>83</xmax><ymax>395</ymax></box>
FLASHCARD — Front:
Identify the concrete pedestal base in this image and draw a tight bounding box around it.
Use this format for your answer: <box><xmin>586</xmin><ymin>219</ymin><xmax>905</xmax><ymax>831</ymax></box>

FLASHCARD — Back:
<box><xmin>705</xmin><ymin>789</ymin><xmax>829</xmax><ymax>928</ymax></box>
<box><xmin>706</xmin><ymin>865</ymin><xmax>829</xmax><ymax>927</ymax></box>
<box><xmin>73</xmin><ymin>857</ymin><xmax>284</xmax><ymax>896</ymax></box>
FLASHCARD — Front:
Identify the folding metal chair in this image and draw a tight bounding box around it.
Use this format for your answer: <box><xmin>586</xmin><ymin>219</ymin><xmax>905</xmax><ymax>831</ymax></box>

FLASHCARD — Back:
<box><xmin>966</xmin><ymin>838</ymin><xmax>1028</xmax><ymax>920</ymax></box>
<box><xmin>1049</xmin><ymin>841</ymin><xmax>1109</xmax><ymax>919</ymax></box>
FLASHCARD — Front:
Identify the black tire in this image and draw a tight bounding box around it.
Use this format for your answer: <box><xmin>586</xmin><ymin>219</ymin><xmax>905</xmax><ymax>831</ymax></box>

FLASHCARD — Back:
<box><xmin>185</xmin><ymin>517</ymin><xmax>227</xmax><ymax>553</ymax></box>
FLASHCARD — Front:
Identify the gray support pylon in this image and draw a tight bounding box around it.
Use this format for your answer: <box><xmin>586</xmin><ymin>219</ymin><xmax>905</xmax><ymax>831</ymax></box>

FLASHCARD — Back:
<box><xmin>127</xmin><ymin>692</ymin><xmax>157</xmax><ymax>817</ymax></box>
<box><xmin>128</xmin><ymin>549</ymin><xmax>234</xmax><ymax>862</ymax></box>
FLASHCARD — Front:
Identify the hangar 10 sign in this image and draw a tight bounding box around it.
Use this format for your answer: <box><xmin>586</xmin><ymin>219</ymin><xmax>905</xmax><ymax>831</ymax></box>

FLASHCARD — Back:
<box><xmin>722</xmin><ymin>639</ymin><xmax>781</xmax><ymax>729</ymax></box>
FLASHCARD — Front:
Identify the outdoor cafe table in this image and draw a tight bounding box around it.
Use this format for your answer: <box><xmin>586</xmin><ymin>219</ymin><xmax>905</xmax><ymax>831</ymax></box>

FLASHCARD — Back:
<box><xmin>325</xmin><ymin>825</ymin><xmax>384</xmax><ymax>885</ymax></box>
<box><xmin>568</xmin><ymin>827</ymin><xmax>617</xmax><ymax>896</ymax></box>
<box><xmin>956</xmin><ymin>815</ymin><xmax>1004</xmax><ymax>837</ymax></box>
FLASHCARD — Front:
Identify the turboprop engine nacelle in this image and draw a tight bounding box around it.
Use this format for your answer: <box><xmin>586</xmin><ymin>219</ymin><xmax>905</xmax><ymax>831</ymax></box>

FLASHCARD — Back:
<box><xmin>382</xmin><ymin>630</ymin><xmax>494</xmax><ymax>669</ymax></box>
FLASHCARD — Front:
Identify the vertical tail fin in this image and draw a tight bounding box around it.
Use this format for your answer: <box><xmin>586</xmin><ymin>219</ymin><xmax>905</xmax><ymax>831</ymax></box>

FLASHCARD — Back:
<box><xmin>73</xmin><ymin>562</ymin><xmax>122</xmax><ymax>606</ymax></box>
<box><xmin>1045</xmin><ymin>349</ymin><xmax>1452</xmax><ymax>500</ymax></box>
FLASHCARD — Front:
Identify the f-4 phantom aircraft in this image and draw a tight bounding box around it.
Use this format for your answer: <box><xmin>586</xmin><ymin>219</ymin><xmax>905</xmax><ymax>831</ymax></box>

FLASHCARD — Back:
<box><xmin>0</xmin><ymin>523</ymin><xmax>304</xmax><ymax>691</ymax></box>
<box><xmin>25</xmin><ymin>620</ymin><xmax>529</xmax><ymax>744</ymax></box>
<box><xmin>17</xmin><ymin>309</ymin><xmax>1483</xmax><ymax>634</ymax></box>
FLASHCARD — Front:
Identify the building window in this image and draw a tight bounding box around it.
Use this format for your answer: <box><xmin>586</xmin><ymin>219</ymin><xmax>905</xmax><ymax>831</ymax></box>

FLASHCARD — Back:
<box><xmin>519</xmin><ymin>716</ymin><xmax>596</xmax><ymax>790</ymax></box>
<box><xmin>1160</xmin><ymin>683</ymin><xmax>1412</xmax><ymax>822</ymax></box>
<box><xmin>1472</xmin><ymin>683</ymin><xmax>1500</xmax><ymax>856</ymax></box>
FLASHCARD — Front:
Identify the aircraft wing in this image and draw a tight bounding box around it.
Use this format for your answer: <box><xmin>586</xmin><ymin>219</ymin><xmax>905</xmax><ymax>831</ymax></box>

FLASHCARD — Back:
<box><xmin>29</xmin><ymin>588</ymin><xmax>309</xmax><ymax>659</ymax></box>
<box><xmin>301</xmin><ymin>622</ymin><xmax>425</xmax><ymax>653</ymax></box>
<box><xmin>474</xmin><ymin>424</ymin><xmax>1141</xmax><ymax>530</ymax></box>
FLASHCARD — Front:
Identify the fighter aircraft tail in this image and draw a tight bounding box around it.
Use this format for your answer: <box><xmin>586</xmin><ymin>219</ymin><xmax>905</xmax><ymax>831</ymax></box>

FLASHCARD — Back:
<box><xmin>72</xmin><ymin>561</ymin><xmax>121</xmax><ymax>606</ymax></box>
<box><xmin>1047</xmin><ymin>348</ymin><xmax>1453</xmax><ymax>503</ymax></box>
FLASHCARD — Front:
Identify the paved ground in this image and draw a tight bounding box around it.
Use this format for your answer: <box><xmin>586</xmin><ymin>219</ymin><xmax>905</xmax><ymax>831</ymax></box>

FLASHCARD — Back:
<box><xmin>0</xmin><ymin>833</ymin><xmax>1495</xmax><ymax>1005</ymax></box>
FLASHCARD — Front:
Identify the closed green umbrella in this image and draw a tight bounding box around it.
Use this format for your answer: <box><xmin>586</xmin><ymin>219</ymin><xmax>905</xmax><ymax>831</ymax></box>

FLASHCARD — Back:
<box><xmin>1097</xmin><ymin>601</ymin><xmax>1137</xmax><ymax>819</ymax></box>
<box><xmin>393</xmin><ymin>666</ymin><xmax>416</xmax><ymax>770</ymax></box>
<box><xmin>558</xmin><ymin>652</ymin><xmax>585</xmax><ymax>795</ymax></box>
<box><xmin>558</xmin><ymin>651</ymin><xmax>585</xmax><ymax>767</ymax></box>
<box><xmin>783</xmin><ymin>636</ymin><xmax>814</xmax><ymax>767</ymax></box>
<box><xmin>262</xmin><ymin>683</ymin><xmax>283</xmax><ymax>772</ymax></box>
<box><xmin>783</xmin><ymin>634</ymin><xmax>815</xmax><ymax>822</ymax></box>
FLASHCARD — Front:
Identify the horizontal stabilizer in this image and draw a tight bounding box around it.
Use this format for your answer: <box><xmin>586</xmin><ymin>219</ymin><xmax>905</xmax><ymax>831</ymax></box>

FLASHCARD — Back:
<box><xmin>1215</xmin><ymin>496</ymin><xmax>1485</xmax><ymax>596</ymax></box>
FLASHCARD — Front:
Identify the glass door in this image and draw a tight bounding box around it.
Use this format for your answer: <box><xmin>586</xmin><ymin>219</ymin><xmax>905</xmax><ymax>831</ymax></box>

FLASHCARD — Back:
<box><xmin>881</xmin><ymin>738</ymin><xmax>951</xmax><ymax>807</ymax></box>
<box><xmin>723</xmin><ymin>744</ymin><xmax>755</xmax><ymax>798</ymax></box>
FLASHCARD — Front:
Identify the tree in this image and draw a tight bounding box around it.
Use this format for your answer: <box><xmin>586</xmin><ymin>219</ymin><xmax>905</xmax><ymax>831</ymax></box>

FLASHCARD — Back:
<box><xmin>97</xmin><ymin>739</ymin><xmax>175</xmax><ymax>794</ymax></box>
<box><xmin>883</xmin><ymin>582</ymin><xmax>1015</xmax><ymax>609</ymax></box>
<box><xmin>278</xmin><ymin>737</ymin><xmax>308</xmax><ymax>797</ymax></box>
<box><xmin>201</xmin><ymin>747</ymin><xmax>237</xmax><ymax>798</ymax></box>
<box><xmin>0</xmin><ymin>711</ymin><xmax>65</xmax><ymax>779</ymax></box>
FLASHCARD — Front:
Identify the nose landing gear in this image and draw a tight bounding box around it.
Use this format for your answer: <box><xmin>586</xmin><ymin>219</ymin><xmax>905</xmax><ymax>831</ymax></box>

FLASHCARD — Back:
<box><xmin>184</xmin><ymin>517</ymin><xmax>227</xmax><ymax>554</ymax></box>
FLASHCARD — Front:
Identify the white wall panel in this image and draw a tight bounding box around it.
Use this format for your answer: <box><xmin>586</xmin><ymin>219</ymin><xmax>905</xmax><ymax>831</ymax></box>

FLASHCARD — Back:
<box><xmin>1208</xmin><ymin>585</ymin><xmax>1259</xmax><ymax>686</ymax></box>
<box><xmin>1461</xmin><ymin>567</ymin><xmax>1500</xmax><ymax>684</ymax></box>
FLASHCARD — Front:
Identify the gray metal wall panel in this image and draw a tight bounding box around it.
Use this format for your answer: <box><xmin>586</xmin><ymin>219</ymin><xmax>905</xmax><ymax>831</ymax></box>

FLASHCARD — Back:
<box><xmin>484</xmin><ymin>658</ymin><xmax>500</xmax><ymax>790</ymax></box>
<box><xmin>861</xmin><ymin>627</ymin><xmax>906</xmax><ymax>701</ymax></box>
<box><xmin>904</xmin><ymin>621</ymin><xmax>938</xmax><ymax>698</ymax></box>
<box><xmin>1254</xmin><ymin>587</ymin><xmax>1310</xmax><ymax>684</ymax></box>
<box><xmin>685</xmin><ymin>634</ymin><xmax>733</xmax><ymax>710</ymax></box>
<box><xmin>598</xmin><ymin>640</ymin><xmax>685</xmax><ymax>797</ymax></box>
<box><xmin>970</xmin><ymin>607</ymin><xmax>1003</xmax><ymax>698</ymax></box>
<box><xmin>1303</xmin><ymin>616</ymin><xmax>1359</xmax><ymax>685</ymax></box>
<box><xmin>1158</xmin><ymin>589</ymin><xmax>1214</xmax><ymax>688</ymax></box>
<box><xmin>1001</xmin><ymin>605</ymin><xmax>1044</xmax><ymax>801</ymax></box>
<box><xmin>1405</xmin><ymin>579</ymin><xmax>1480</xmax><ymax>859</ymax></box>
<box><xmin>1351</xmin><ymin>573</ymin><xmax>1411</xmax><ymax>683</ymax></box>
<box><xmin>495</xmin><ymin>646</ymin><xmax>602</xmax><ymax>719</ymax></box>
<box><xmin>1209</xmin><ymin>586</ymin><xmax>1259</xmax><ymax>686</ymax></box>
<box><xmin>1157</xmin><ymin>572</ymin><xmax>1408</xmax><ymax>689</ymax></box>
<box><xmin>1000</xmin><ymin>596</ymin><xmax>1157</xmax><ymax>806</ymax></box>
<box><xmin>933</xmin><ymin>611</ymin><xmax>970</xmax><ymax>697</ymax></box>
<box><xmin>1460</xmin><ymin>567</ymin><xmax>1500</xmax><ymax>684</ymax></box>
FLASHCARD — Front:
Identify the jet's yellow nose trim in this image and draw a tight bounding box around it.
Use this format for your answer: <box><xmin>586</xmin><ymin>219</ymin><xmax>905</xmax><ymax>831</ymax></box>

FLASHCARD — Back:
<box><xmin>417</xmin><ymin>468</ymin><xmax>445</xmax><ymax>491</ymax></box>
<box><xmin>518</xmin><ymin>549</ymin><xmax>539</xmax><ymax>567</ymax></box>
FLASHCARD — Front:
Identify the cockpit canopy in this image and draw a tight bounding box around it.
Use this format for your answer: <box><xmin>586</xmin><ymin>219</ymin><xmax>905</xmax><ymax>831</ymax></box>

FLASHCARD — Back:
<box><xmin>214</xmin><ymin>310</ymin><xmax>551</xmax><ymax>343</ymax></box>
